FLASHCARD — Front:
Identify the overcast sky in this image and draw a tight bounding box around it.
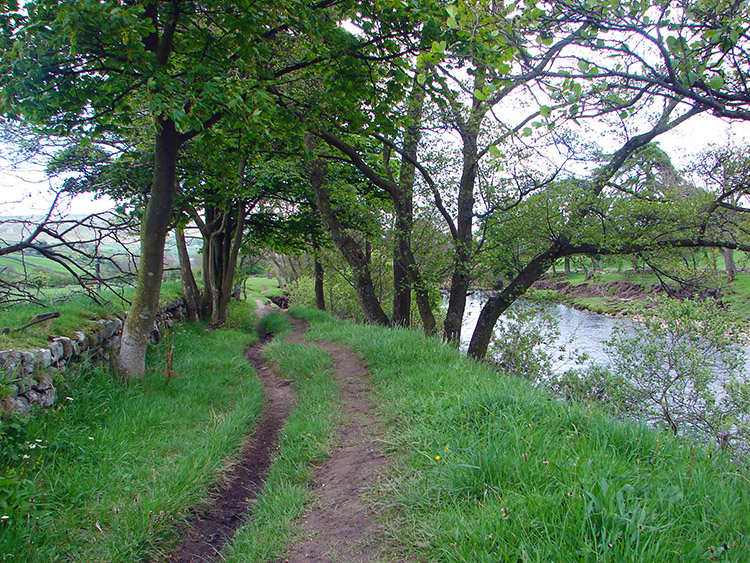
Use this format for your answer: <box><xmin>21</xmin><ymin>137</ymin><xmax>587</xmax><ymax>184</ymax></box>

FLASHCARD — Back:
<box><xmin>1</xmin><ymin>110</ymin><xmax>749</xmax><ymax>218</ymax></box>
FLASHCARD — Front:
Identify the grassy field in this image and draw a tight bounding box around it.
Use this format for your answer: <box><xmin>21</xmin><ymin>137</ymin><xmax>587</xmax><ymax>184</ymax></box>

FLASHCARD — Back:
<box><xmin>243</xmin><ymin>276</ymin><xmax>284</xmax><ymax>299</ymax></box>
<box><xmin>540</xmin><ymin>269</ymin><xmax>750</xmax><ymax>320</ymax></box>
<box><xmin>288</xmin><ymin>307</ymin><xmax>750</xmax><ymax>562</ymax></box>
<box><xmin>0</xmin><ymin>303</ymin><xmax>263</xmax><ymax>562</ymax></box>
<box><xmin>3</xmin><ymin>288</ymin><xmax>750</xmax><ymax>561</ymax></box>
<box><xmin>0</xmin><ymin>282</ymin><xmax>184</xmax><ymax>350</ymax></box>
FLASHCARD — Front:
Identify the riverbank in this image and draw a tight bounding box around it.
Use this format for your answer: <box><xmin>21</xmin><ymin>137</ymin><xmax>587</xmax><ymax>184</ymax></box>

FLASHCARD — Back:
<box><xmin>531</xmin><ymin>271</ymin><xmax>750</xmax><ymax>320</ymax></box>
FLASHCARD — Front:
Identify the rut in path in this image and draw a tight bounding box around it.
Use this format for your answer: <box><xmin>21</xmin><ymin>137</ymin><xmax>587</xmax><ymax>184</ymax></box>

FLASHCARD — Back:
<box><xmin>168</xmin><ymin>309</ymin><xmax>395</xmax><ymax>562</ymax></box>
<box><xmin>168</xmin><ymin>314</ymin><xmax>300</xmax><ymax>563</ymax></box>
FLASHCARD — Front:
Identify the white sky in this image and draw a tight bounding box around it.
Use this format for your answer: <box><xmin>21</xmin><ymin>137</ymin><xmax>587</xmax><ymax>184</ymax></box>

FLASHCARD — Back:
<box><xmin>0</xmin><ymin>160</ymin><xmax>116</xmax><ymax>217</ymax></box>
<box><xmin>1</xmin><ymin>107</ymin><xmax>749</xmax><ymax>219</ymax></box>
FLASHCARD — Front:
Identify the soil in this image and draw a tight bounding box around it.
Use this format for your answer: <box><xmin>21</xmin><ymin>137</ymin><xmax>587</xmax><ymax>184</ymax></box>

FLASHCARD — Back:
<box><xmin>281</xmin><ymin>339</ymin><xmax>390</xmax><ymax>563</ymax></box>
<box><xmin>535</xmin><ymin>278</ymin><xmax>724</xmax><ymax>303</ymax></box>
<box><xmin>168</xmin><ymin>303</ymin><xmax>298</xmax><ymax>563</ymax></box>
<box><xmin>168</xmin><ymin>302</ymin><xmax>393</xmax><ymax>562</ymax></box>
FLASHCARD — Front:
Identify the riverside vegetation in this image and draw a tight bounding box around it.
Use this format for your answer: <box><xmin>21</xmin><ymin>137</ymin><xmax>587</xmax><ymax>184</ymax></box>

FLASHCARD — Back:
<box><xmin>1</xmin><ymin>287</ymin><xmax>749</xmax><ymax>561</ymax></box>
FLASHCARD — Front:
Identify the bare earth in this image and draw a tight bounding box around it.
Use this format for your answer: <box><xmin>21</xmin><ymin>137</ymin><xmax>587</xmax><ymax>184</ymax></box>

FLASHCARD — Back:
<box><xmin>168</xmin><ymin>304</ymin><xmax>394</xmax><ymax>562</ymax></box>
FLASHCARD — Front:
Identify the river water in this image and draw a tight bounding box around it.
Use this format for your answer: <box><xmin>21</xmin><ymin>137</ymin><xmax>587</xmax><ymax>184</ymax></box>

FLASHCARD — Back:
<box><xmin>458</xmin><ymin>293</ymin><xmax>637</xmax><ymax>373</ymax></box>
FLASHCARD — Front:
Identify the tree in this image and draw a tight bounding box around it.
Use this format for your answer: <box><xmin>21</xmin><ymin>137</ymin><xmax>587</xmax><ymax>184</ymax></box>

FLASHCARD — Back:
<box><xmin>0</xmin><ymin>194</ymin><xmax>137</xmax><ymax>305</ymax></box>
<box><xmin>607</xmin><ymin>298</ymin><xmax>750</xmax><ymax>452</ymax></box>
<box><xmin>1</xmin><ymin>0</ymin><xmax>381</xmax><ymax>376</ymax></box>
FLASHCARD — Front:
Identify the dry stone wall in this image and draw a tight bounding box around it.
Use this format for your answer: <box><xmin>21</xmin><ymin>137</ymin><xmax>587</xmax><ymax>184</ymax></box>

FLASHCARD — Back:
<box><xmin>0</xmin><ymin>298</ymin><xmax>186</xmax><ymax>415</ymax></box>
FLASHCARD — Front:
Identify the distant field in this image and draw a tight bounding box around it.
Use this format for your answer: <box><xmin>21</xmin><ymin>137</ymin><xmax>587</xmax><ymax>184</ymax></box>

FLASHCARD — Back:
<box><xmin>0</xmin><ymin>254</ymin><xmax>80</xmax><ymax>278</ymax></box>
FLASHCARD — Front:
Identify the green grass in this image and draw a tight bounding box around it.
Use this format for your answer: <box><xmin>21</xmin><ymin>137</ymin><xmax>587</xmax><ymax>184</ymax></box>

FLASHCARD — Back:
<box><xmin>223</xmin><ymin>334</ymin><xmax>339</xmax><ymax>562</ymax></box>
<box><xmin>257</xmin><ymin>311</ymin><xmax>291</xmax><ymax>336</ymax></box>
<box><xmin>721</xmin><ymin>272</ymin><xmax>750</xmax><ymax>320</ymax></box>
<box><xmin>0</xmin><ymin>321</ymin><xmax>264</xmax><ymax>562</ymax></box>
<box><xmin>0</xmin><ymin>255</ymin><xmax>76</xmax><ymax>278</ymax></box>
<box><xmin>290</xmin><ymin>307</ymin><xmax>750</xmax><ymax>562</ymax></box>
<box><xmin>243</xmin><ymin>277</ymin><xmax>284</xmax><ymax>300</ymax></box>
<box><xmin>0</xmin><ymin>282</ymin><xmax>183</xmax><ymax>350</ymax></box>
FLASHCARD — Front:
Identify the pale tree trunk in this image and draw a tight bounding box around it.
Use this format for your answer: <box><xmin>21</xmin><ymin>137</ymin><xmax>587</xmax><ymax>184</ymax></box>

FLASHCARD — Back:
<box><xmin>724</xmin><ymin>248</ymin><xmax>737</xmax><ymax>282</ymax></box>
<box><xmin>175</xmin><ymin>228</ymin><xmax>199</xmax><ymax>322</ymax></box>
<box><xmin>119</xmin><ymin>117</ymin><xmax>179</xmax><ymax>377</ymax></box>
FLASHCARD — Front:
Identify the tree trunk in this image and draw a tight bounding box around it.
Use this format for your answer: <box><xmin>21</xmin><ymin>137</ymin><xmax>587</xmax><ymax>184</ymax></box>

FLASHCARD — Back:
<box><xmin>724</xmin><ymin>247</ymin><xmax>737</xmax><ymax>282</ymax></box>
<box><xmin>467</xmin><ymin>248</ymin><xmax>562</xmax><ymax>360</ymax></box>
<box><xmin>564</xmin><ymin>256</ymin><xmax>571</xmax><ymax>275</ymax></box>
<box><xmin>313</xmin><ymin>238</ymin><xmax>326</xmax><ymax>311</ymax></box>
<box><xmin>175</xmin><ymin>228</ymin><xmax>199</xmax><ymax>322</ymax></box>
<box><xmin>443</xmin><ymin>130</ymin><xmax>478</xmax><ymax>343</ymax></box>
<box><xmin>306</xmin><ymin>136</ymin><xmax>390</xmax><ymax>325</ymax></box>
<box><xmin>443</xmin><ymin>64</ymin><xmax>485</xmax><ymax>344</ymax></box>
<box><xmin>465</xmin><ymin>101</ymin><xmax>697</xmax><ymax>360</ymax></box>
<box><xmin>119</xmin><ymin>117</ymin><xmax>179</xmax><ymax>377</ymax></box>
<box><xmin>392</xmin><ymin>76</ymin><xmax>426</xmax><ymax>327</ymax></box>
<box><xmin>212</xmin><ymin>200</ymin><xmax>245</xmax><ymax>326</ymax></box>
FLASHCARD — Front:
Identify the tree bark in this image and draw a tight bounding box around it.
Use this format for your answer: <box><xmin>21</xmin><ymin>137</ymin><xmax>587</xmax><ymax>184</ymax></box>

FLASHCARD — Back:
<box><xmin>392</xmin><ymin>76</ymin><xmax>427</xmax><ymax>327</ymax></box>
<box><xmin>443</xmin><ymin>128</ymin><xmax>479</xmax><ymax>343</ymax></box>
<box><xmin>724</xmin><ymin>247</ymin><xmax>737</xmax><ymax>282</ymax></box>
<box><xmin>312</xmin><ymin>237</ymin><xmax>326</xmax><ymax>311</ymax></box>
<box><xmin>306</xmin><ymin>136</ymin><xmax>390</xmax><ymax>325</ymax></box>
<box><xmin>442</xmin><ymin>64</ymin><xmax>485</xmax><ymax>344</ymax></box>
<box><xmin>212</xmin><ymin>201</ymin><xmax>245</xmax><ymax>326</ymax></box>
<box><xmin>467</xmin><ymin>248</ymin><xmax>562</xmax><ymax>360</ymax></box>
<box><xmin>175</xmin><ymin>228</ymin><xmax>199</xmax><ymax>322</ymax></box>
<box><xmin>119</xmin><ymin>117</ymin><xmax>179</xmax><ymax>377</ymax></box>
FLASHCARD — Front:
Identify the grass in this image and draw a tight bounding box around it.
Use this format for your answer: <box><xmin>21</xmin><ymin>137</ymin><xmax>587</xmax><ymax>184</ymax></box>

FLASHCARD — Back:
<box><xmin>0</xmin><ymin>255</ymin><xmax>76</xmax><ymax>278</ymax></box>
<box><xmin>243</xmin><ymin>276</ymin><xmax>284</xmax><ymax>300</ymax></box>
<box><xmin>290</xmin><ymin>306</ymin><xmax>750</xmax><ymax>562</ymax></box>
<box><xmin>540</xmin><ymin>270</ymin><xmax>750</xmax><ymax>320</ymax></box>
<box><xmin>721</xmin><ymin>272</ymin><xmax>750</xmax><ymax>320</ymax></box>
<box><xmin>257</xmin><ymin>310</ymin><xmax>291</xmax><ymax>336</ymax></box>
<box><xmin>0</xmin><ymin>282</ymin><xmax>183</xmax><ymax>350</ymax></box>
<box><xmin>0</xmin><ymin>315</ymin><xmax>264</xmax><ymax>562</ymax></box>
<box><xmin>223</xmin><ymin>335</ymin><xmax>340</xmax><ymax>561</ymax></box>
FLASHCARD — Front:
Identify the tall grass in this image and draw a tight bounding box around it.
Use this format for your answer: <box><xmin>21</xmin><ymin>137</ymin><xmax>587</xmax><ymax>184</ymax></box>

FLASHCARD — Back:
<box><xmin>292</xmin><ymin>307</ymin><xmax>750</xmax><ymax>562</ymax></box>
<box><xmin>0</xmin><ymin>282</ymin><xmax>183</xmax><ymax>350</ymax></box>
<box><xmin>0</xmin><ymin>321</ymin><xmax>263</xmax><ymax>562</ymax></box>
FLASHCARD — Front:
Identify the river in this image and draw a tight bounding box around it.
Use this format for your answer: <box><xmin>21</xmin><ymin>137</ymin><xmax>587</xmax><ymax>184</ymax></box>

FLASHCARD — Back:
<box><xmin>458</xmin><ymin>293</ymin><xmax>637</xmax><ymax>373</ymax></box>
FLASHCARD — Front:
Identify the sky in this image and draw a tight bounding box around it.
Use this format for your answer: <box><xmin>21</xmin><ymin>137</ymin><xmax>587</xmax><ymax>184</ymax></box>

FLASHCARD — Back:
<box><xmin>0</xmin><ymin>158</ymin><xmax>115</xmax><ymax>217</ymax></box>
<box><xmin>1</xmin><ymin>109</ymin><xmax>749</xmax><ymax>219</ymax></box>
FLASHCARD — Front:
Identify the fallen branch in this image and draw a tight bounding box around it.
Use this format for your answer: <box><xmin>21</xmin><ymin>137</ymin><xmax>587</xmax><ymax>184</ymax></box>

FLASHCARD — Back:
<box><xmin>2</xmin><ymin>311</ymin><xmax>60</xmax><ymax>334</ymax></box>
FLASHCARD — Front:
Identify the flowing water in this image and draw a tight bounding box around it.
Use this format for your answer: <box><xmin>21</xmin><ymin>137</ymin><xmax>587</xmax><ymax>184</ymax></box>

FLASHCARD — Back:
<box><xmin>457</xmin><ymin>292</ymin><xmax>637</xmax><ymax>372</ymax></box>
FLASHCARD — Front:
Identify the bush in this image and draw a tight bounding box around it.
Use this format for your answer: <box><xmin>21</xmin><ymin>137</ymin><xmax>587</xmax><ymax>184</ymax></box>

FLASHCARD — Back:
<box><xmin>607</xmin><ymin>298</ymin><xmax>750</xmax><ymax>452</ymax></box>
<box><xmin>551</xmin><ymin>298</ymin><xmax>750</xmax><ymax>455</ymax></box>
<box><xmin>488</xmin><ymin>300</ymin><xmax>564</xmax><ymax>383</ymax></box>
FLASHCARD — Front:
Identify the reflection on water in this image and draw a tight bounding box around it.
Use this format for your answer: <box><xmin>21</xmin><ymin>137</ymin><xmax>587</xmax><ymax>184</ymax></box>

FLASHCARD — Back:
<box><xmin>458</xmin><ymin>293</ymin><xmax>636</xmax><ymax>372</ymax></box>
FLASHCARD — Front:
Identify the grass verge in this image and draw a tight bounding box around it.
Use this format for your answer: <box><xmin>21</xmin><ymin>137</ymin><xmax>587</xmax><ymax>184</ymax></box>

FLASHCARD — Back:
<box><xmin>0</xmin><ymin>320</ymin><xmax>263</xmax><ymax>563</ymax></box>
<box><xmin>0</xmin><ymin>282</ymin><xmax>184</xmax><ymax>350</ymax></box>
<box><xmin>223</xmin><ymin>335</ymin><xmax>339</xmax><ymax>561</ymax></box>
<box><xmin>291</xmin><ymin>306</ymin><xmax>750</xmax><ymax>562</ymax></box>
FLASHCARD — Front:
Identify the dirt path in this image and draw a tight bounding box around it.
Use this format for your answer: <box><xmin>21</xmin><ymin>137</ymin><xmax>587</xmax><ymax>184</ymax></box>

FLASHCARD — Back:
<box><xmin>168</xmin><ymin>302</ymin><xmax>297</xmax><ymax>562</ymax></box>
<box><xmin>168</xmin><ymin>305</ymin><xmax>392</xmax><ymax>562</ymax></box>
<box><xmin>282</xmin><ymin>336</ymin><xmax>389</xmax><ymax>562</ymax></box>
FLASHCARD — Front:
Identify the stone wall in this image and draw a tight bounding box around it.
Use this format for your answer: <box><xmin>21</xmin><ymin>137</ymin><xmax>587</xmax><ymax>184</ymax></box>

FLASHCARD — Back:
<box><xmin>0</xmin><ymin>298</ymin><xmax>186</xmax><ymax>415</ymax></box>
